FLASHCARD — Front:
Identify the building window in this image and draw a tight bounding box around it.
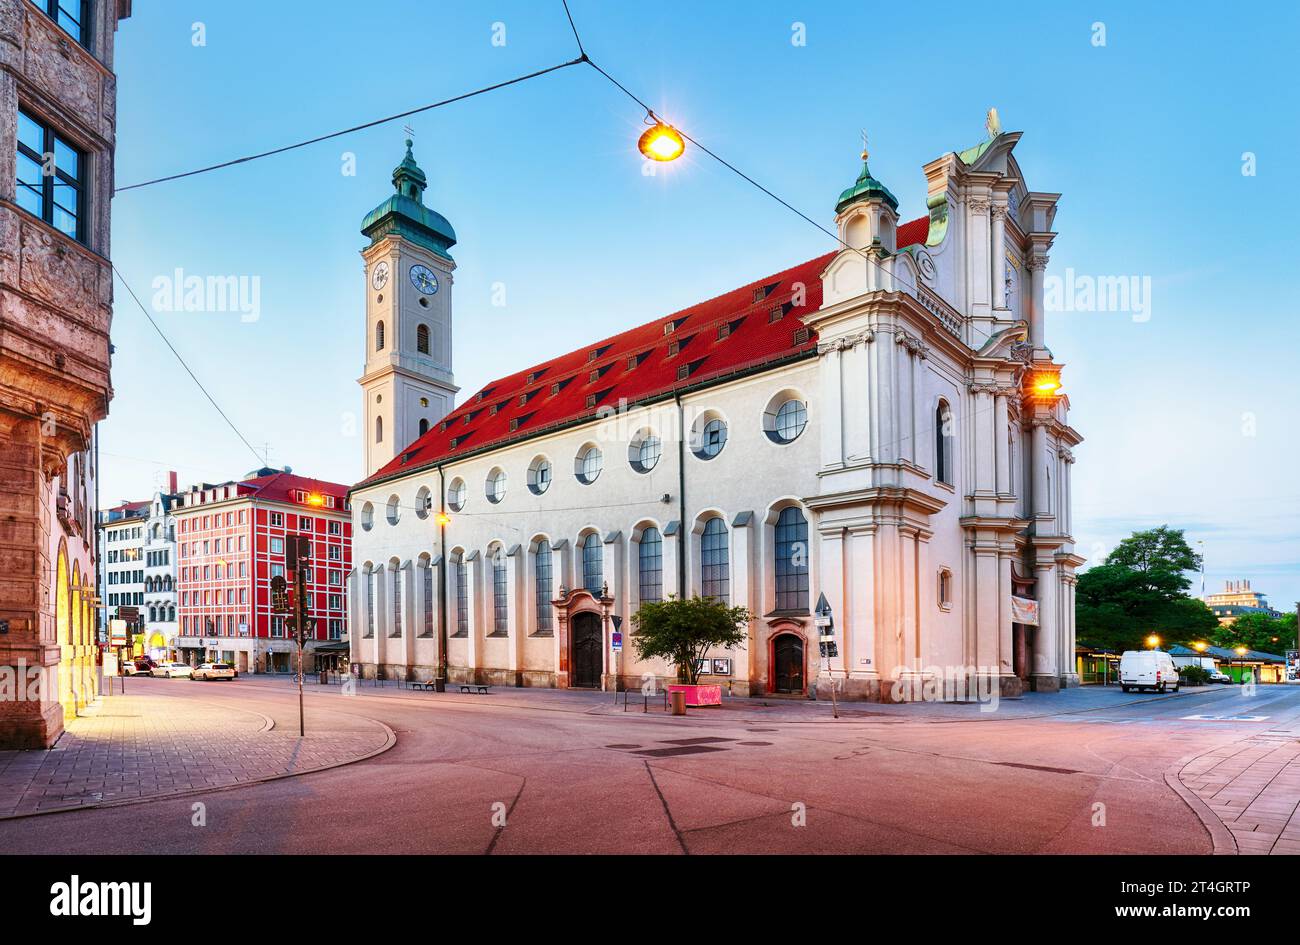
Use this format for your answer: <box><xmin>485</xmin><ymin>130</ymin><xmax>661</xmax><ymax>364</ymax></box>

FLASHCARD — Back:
<box><xmin>535</xmin><ymin>542</ymin><xmax>553</xmax><ymax>634</ymax></box>
<box><xmin>638</xmin><ymin>528</ymin><xmax>663</xmax><ymax>605</ymax></box>
<box><xmin>329</xmin><ymin>619</ymin><xmax>343</xmax><ymax>641</ymax></box>
<box><xmin>16</xmin><ymin>109</ymin><xmax>86</xmax><ymax>242</ymax></box>
<box><xmin>422</xmin><ymin>561</ymin><xmax>434</xmax><ymax>637</ymax></box>
<box><xmin>270</xmin><ymin>537</ymin><xmax>283</xmax><ymax>555</ymax></box>
<box><xmin>935</xmin><ymin>400</ymin><xmax>954</xmax><ymax>485</ymax></box>
<box><xmin>417</xmin><ymin>323</ymin><xmax>430</xmax><ymax>354</ymax></box>
<box><xmin>576</xmin><ymin>445</ymin><xmax>603</xmax><ymax>485</ymax></box>
<box><xmin>701</xmin><ymin>516</ymin><xmax>730</xmax><ymax>603</ymax></box>
<box><xmin>390</xmin><ymin>566</ymin><xmax>402</xmax><ymax>637</ymax></box>
<box><xmin>375</xmin><ymin>320</ymin><xmax>385</xmax><ymax>351</ymax></box>
<box><xmin>767</xmin><ymin>399</ymin><xmax>808</xmax><ymax>444</ymax></box>
<box><xmin>629</xmin><ymin>431</ymin><xmax>661</xmax><ymax>473</ymax></box>
<box><xmin>31</xmin><ymin>1</ymin><xmax>89</xmax><ymax>44</ymax></box>
<box><xmin>447</xmin><ymin>479</ymin><xmax>466</xmax><ymax>512</ymax></box>
<box><xmin>486</xmin><ymin>468</ymin><xmax>507</xmax><ymax>504</ymax></box>
<box><xmin>693</xmin><ymin>417</ymin><xmax>728</xmax><ymax>460</ymax></box>
<box><xmin>365</xmin><ymin>570</ymin><xmax>375</xmax><ymax>638</ymax></box>
<box><xmin>582</xmin><ymin>533</ymin><xmax>603</xmax><ymax>595</ymax></box>
<box><xmin>938</xmin><ymin>568</ymin><xmax>953</xmax><ymax>610</ymax></box>
<box><xmin>492</xmin><ymin>550</ymin><xmax>508</xmax><ymax>635</ymax></box>
<box><xmin>270</xmin><ymin>512</ymin><xmax>284</xmax><ymax>527</ymax></box>
<box><xmin>375</xmin><ymin>415</ymin><xmax>383</xmax><ymax>444</ymax></box>
<box><xmin>527</xmin><ymin>456</ymin><xmax>552</xmax><ymax>495</ymax></box>
<box><xmin>774</xmin><ymin>507</ymin><xmax>810</xmax><ymax>611</ymax></box>
<box><xmin>454</xmin><ymin>558</ymin><xmax>468</xmax><ymax>636</ymax></box>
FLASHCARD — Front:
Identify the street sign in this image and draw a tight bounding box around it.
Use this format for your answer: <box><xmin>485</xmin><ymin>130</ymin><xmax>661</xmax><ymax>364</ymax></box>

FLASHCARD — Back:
<box><xmin>611</xmin><ymin>631</ymin><xmax>622</xmax><ymax>651</ymax></box>
<box><xmin>117</xmin><ymin>605</ymin><xmax>139</xmax><ymax>620</ymax></box>
<box><xmin>819</xmin><ymin>640</ymin><xmax>838</xmax><ymax>659</ymax></box>
<box><xmin>271</xmin><ymin>575</ymin><xmax>289</xmax><ymax>613</ymax></box>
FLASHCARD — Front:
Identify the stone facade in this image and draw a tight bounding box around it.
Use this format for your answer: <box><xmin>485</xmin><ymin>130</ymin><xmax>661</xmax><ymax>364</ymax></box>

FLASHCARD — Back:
<box><xmin>0</xmin><ymin>0</ymin><xmax>131</xmax><ymax>749</ymax></box>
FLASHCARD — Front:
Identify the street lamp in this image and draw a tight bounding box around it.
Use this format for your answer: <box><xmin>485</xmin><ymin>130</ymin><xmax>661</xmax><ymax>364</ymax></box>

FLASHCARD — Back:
<box><xmin>1030</xmin><ymin>371</ymin><xmax>1061</xmax><ymax>397</ymax></box>
<box><xmin>1193</xmin><ymin>641</ymin><xmax>1207</xmax><ymax>652</ymax></box>
<box><xmin>1146</xmin><ymin>634</ymin><xmax>1160</xmax><ymax>649</ymax></box>
<box><xmin>638</xmin><ymin>118</ymin><xmax>685</xmax><ymax>162</ymax></box>
<box><xmin>1235</xmin><ymin>644</ymin><xmax>1248</xmax><ymax>684</ymax></box>
<box><xmin>434</xmin><ymin>512</ymin><xmax>452</xmax><ymax>527</ymax></box>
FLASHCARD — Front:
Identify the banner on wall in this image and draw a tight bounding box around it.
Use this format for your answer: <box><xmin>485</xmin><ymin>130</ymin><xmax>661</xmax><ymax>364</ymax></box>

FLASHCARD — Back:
<box><xmin>1011</xmin><ymin>596</ymin><xmax>1040</xmax><ymax>625</ymax></box>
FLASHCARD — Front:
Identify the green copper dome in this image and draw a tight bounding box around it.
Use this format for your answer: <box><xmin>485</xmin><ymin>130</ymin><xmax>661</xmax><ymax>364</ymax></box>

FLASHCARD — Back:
<box><xmin>361</xmin><ymin>140</ymin><xmax>456</xmax><ymax>260</ymax></box>
<box><xmin>835</xmin><ymin>158</ymin><xmax>898</xmax><ymax>214</ymax></box>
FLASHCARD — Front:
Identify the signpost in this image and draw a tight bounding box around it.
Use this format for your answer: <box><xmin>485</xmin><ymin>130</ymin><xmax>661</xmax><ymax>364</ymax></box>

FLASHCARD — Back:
<box><xmin>814</xmin><ymin>592</ymin><xmax>839</xmax><ymax>719</ymax></box>
<box><xmin>279</xmin><ymin>537</ymin><xmax>313</xmax><ymax>737</ymax></box>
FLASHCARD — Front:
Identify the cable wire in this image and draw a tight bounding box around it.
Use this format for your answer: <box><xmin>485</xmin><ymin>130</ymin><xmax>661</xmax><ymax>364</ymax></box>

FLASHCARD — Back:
<box><xmin>115</xmin><ymin>57</ymin><xmax>586</xmax><ymax>193</ymax></box>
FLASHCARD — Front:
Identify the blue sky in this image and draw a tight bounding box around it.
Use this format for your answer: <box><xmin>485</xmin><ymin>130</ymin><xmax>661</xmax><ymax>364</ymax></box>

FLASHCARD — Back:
<box><xmin>105</xmin><ymin>1</ymin><xmax>1299</xmax><ymax>606</ymax></box>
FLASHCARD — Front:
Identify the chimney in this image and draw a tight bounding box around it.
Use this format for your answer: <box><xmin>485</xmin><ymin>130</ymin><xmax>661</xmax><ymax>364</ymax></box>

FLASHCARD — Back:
<box><xmin>168</xmin><ymin>470</ymin><xmax>178</xmax><ymax>495</ymax></box>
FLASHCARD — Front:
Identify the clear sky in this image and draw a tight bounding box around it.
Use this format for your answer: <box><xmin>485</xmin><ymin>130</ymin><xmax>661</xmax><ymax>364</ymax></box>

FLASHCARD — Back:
<box><xmin>105</xmin><ymin>1</ymin><xmax>1300</xmax><ymax>607</ymax></box>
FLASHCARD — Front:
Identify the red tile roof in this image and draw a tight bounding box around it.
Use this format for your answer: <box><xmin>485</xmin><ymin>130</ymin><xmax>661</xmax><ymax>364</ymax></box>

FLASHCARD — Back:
<box><xmin>238</xmin><ymin>472</ymin><xmax>351</xmax><ymax>506</ymax></box>
<box><xmin>360</xmin><ymin>216</ymin><xmax>929</xmax><ymax>488</ymax></box>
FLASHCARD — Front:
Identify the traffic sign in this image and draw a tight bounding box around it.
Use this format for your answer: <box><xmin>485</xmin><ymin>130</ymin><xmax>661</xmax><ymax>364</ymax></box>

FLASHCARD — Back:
<box><xmin>611</xmin><ymin>631</ymin><xmax>623</xmax><ymax>651</ymax></box>
<box><xmin>271</xmin><ymin>575</ymin><xmax>289</xmax><ymax>613</ymax></box>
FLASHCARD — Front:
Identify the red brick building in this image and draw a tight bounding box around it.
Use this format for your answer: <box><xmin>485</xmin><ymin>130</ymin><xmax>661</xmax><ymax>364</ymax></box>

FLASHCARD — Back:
<box><xmin>173</xmin><ymin>468</ymin><xmax>352</xmax><ymax>673</ymax></box>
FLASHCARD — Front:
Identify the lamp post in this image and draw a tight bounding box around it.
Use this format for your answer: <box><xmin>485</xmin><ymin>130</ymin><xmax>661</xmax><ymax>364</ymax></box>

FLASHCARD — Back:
<box><xmin>1235</xmin><ymin>645</ymin><xmax>1248</xmax><ymax>684</ymax></box>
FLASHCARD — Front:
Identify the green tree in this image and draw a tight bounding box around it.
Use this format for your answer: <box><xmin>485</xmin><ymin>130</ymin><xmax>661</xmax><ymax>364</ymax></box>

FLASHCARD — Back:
<box><xmin>631</xmin><ymin>595</ymin><xmax>750</xmax><ymax>684</ymax></box>
<box><xmin>1213</xmin><ymin>611</ymin><xmax>1296</xmax><ymax>656</ymax></box>
<box><xmin>1075</xmin><ymin>527</ymin><xmax>1213</xmax><ymax>651</ymax></box>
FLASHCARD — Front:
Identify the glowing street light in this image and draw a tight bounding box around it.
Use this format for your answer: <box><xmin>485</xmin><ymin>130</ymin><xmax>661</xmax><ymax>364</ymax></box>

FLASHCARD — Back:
<box><xmin>1235</xmin><ymin>646</ymin><xmax>1248</xmax><ymax>656</ymax></box>
<box><xmin>307</xmin><ymin>492</ymin><xmax>325</xmax><ymax>507</ymax></box>
<box><xmin>1146</xmin><ymin>634</ymin><xmax>1160</xmax><ymax>649</ymax></box>
<box><xmin>435</xmin><ymin>512</ymin><xmax>452</xmax><ymax>527</ymax></box>
<box><xmin>1031</xmin><ymin>371</ymin><xmax>1061</xmax><ymax>396</ymax></box>
<box><xmin>638</xmin><ymin>119</ymin><xmax>685</xmax><ymax>162</ymax></box>
<box><xmin>1193</xmin><ymin>641</ymin><xmax>1207</xmax><ymax>651</ymax></box>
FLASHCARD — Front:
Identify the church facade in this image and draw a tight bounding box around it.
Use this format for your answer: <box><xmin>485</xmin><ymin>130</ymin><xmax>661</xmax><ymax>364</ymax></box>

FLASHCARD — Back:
<box><xmin>348</xmin><ymin>126</ymin><xmax>1083</xmax><ymax>701</ymax></box>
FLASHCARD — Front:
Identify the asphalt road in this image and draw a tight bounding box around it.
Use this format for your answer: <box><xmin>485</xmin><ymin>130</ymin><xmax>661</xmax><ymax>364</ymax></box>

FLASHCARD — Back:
<box><xmin>4</xmin><ymin>677</ymin><xmax>1297</xmax><ymax>854</ymax></box>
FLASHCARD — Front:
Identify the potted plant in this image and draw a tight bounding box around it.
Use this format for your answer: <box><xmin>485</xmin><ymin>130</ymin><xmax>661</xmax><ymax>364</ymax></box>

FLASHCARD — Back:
<box><xmin>631</xmin><ymin>595</ymin><xmax>749</xmax><ymax>706</ymax></box>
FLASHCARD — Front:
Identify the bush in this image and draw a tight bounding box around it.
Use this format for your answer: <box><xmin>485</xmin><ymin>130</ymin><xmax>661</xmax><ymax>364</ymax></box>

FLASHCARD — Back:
<box><xmin>1178</xmin><ymin>664</ymin><xmax>1211</xmax><ymax>686</ymax></box>
<box><xmin>631</xmin><ymin>595</ymin><xmax>750</xmax><ymax>684</ymax></box>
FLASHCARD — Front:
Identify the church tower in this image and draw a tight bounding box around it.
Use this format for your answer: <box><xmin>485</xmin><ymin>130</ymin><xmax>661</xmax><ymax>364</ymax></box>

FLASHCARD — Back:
<box><xmin>358</xmin><ymin>140</ymin><xmax>459</xmax><ymax>477</ymax></box>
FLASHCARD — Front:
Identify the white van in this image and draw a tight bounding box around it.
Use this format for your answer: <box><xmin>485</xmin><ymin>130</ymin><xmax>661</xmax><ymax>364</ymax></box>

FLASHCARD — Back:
<box><xmin>1119</xmin><ymin>650</ymin><xmax>1180</xmax><ymax>693</ymax></box>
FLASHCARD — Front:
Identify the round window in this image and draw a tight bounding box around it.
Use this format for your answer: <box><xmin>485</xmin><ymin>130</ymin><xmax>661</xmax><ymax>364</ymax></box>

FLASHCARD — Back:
<box><xmin>629</xmin><ymin>430</ymin><xmax>661</xmax><ymax>473</ymax></box>
<box><xmin>576</xmin><ymin>445</ymin><xmax>603</xmax><ymax>484</ymax></box>
<box><xmin>769</xmin><ymin>399</ymin><xmax>808</xmax><ymax>443</ymax></box>
<box><xmin>486</xmin><ymin>468</ymin><xmax>507</xmax><ymax>504</ymax></box>
<box><xmin>528</xmin><ymin>456</ymin><xmax>552</xmax><ymax>495</ymax></box>
<box><xmin>693</xmin><ymin>417</ymin><xmax>728</xmax><ymax>460</ymax></box>
<box><xmin>447</xmin><ymin>479</ymin><xmax>466</xmax><ymax>512</ymax></box>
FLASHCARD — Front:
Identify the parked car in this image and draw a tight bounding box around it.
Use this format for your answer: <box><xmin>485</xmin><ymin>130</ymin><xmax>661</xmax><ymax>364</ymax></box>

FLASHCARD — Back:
<box><xmin>1119</xmin><ymin>650</ymin><xmax>1180</xmax><ymax>693</ymax></box>
<box><xmin>1172</xmin><ymin>654</ymin><xmax>1232</xmax><ymax>684</ymax></box>
<box><xmin>150</xmin><ymin>661</ymin><xmax>193</xmax><ymax>679</ymax></box>
<box><xmin>122</xmin><ymin>659</ymin><xmax>154</xmax><ymax>676</ymax></box>
<box><xmin>192</xmin><ymin>662</ymin><xmax>235</xmax><ymax>681</ymax></box>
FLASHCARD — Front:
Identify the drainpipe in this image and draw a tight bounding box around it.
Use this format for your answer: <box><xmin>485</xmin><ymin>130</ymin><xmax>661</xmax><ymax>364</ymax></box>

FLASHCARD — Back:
<box><xmin>437</xmin><ymin>464</ymin><xmax>448</xmax><ymax>686</ymax></box>
<box><xmin>674</xmin><ymin>393</ymin><xmax>687</xmax><ymax>596</ymax></box>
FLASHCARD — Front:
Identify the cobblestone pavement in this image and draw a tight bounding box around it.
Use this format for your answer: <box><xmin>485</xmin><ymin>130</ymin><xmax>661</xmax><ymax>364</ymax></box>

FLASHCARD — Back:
<box><xmin>0</xmin><ymin>686</ymin><xmax>393</xmax><ymax>818</ymax></box>
<box><xmin>1178</xmin><ymin>722</ymin><xmax>1300</xmax><ymax>855</ymax></box>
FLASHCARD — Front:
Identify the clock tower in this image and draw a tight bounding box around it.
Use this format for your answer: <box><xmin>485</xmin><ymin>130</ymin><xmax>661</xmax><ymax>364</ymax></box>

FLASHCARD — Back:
<box><xmin>358</xmin><ymin>140</ymin><xmax>459</xmax><ymax>477</ymax></box>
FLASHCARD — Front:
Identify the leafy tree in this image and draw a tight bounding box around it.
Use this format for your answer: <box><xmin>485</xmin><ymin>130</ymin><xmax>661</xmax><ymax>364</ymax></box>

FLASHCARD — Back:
<box><xmin>1213</xmin><ymin>611</ymin><xmax>1296</xmax><ymax>656</ymax></box>
<box><xmin>1076</xmin><ymin>527</ymin><xmax>1213</xmax><ymax>651</ymax></box>
<box><xmin>631</xmin><ymin>595</ymin><xmax>750</xmax><ymax>684</ymax></box>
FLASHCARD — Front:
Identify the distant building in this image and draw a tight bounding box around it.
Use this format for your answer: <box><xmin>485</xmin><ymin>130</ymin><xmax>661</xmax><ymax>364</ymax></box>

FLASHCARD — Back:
<box><xmin>0</xmin><ymin>0</ymin><xmax>132</xmax><ymax>748</ymax></box>
<box><xmin>97</xmin><ymin>472</ymin><xmax>183</xmax><ymax>660</ymax></box>
<box><xmin>1203</xmin><ymin>579</ymin><xmax>1280</xmax><ymax>626</ymax></box>
<box><xmin>173</xmin><ymin>468</ymin><xmax>352</xmax><ymax>673</ymax></box>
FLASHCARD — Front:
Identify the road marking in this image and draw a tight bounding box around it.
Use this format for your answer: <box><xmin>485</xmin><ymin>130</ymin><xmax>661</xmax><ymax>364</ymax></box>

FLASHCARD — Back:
<box><xmin>1179</xmin><ymin>714</ymin><xmax>1270</xmax><ymax>722</ymax></box>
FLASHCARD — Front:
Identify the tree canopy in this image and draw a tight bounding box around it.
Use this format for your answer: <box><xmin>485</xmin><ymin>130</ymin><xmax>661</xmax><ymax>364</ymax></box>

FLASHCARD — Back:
<box><xmin>1212</xmin><ymin>611</ymin><xmax>1296</xmax><ymax>656</ymax></box>
<box><xmin>1075</xmin><ymin>526</ymin><xmax>1216</xmax><ymax>651</ymax></box>
<box><xmin>631</xmin><ymin>595</ymin><xmax>750</xmax><ymax>685</ymax></box>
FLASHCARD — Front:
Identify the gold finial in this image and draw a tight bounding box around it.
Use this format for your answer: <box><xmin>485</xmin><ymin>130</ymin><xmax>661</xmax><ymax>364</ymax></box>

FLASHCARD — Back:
<box><xmin>860</xmin><ymin>128</ymin><xmax>869</xmax><ymax>162</ymax></box>
<box><xmin>985</xmin><ymin>107</ymin><xmax>1001</xmax><ymax>139</ymax></box>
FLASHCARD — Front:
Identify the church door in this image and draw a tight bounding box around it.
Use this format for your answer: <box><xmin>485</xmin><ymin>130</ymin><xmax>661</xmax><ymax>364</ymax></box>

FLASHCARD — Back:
<box><xmin>571</xmin><ymin>612</ymin><xmax>603</xmax><ymax>689</ymax></box>
<box><xmin>773</xmin><ymin>634</ymin><xmax>804</xmax><ymax>694</ymax></box>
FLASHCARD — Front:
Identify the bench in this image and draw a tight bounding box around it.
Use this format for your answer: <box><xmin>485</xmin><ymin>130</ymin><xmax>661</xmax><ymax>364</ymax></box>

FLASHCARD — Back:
<box><xmin>406</xmin><ymin>680</ymin><xmax>436</xmax><ymax>691</ymax></box>
<box><xmin>459</xmin><ymin>683</ymin><xmax>490</xmax><ymax>694</ymax></box>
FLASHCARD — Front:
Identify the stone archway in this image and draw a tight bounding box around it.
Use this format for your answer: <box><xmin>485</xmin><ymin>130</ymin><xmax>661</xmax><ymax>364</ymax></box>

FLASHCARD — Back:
<box><xmin>551</xmin><ymin>586</ymin><xmax>613</xmax><ymax>689</ymax></box>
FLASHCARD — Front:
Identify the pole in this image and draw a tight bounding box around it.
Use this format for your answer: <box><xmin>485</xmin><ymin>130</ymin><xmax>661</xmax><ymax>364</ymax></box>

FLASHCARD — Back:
<box><xmin>297</xmin><ymin>641</ymin><xmax>304</xmax><ymax>737</ymax></box>
<box><xmin>824</xmin><ymin>654</ymin><xmax>839</xmax><ymax>719</ymax></box>
<box><xmin>296</xmin><ymin>559</ymin><xmax>306</xmax><ymax>737</ymax></box>
<box><xmin>437</xmin><ymin>465</ymin><xmax>448</xmax><ymax>689</ymax></box>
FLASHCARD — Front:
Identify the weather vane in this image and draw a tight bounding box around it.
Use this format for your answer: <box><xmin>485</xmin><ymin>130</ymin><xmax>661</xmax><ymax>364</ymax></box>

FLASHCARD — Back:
<box><xmin>860</xmin><ymin>128</ymin><xmax>869</xmax><ymax>161</ymax></box>
<box><xmin>985</xmin><ymin>107</ymin><xmax>1001</xmax><ymax>139</ymax></box>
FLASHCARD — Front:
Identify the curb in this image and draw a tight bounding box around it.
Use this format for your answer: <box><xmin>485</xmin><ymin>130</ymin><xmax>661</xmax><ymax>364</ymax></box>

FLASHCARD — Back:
<box><xmin>1164</xmin><ymin>748</ymin><xmax>1239</xmax><ymax>855</ymax></box>
<box><xmin>0</xmin><ymin>709</ymin><xmax>396</xmax><ymax>823</ymax></box>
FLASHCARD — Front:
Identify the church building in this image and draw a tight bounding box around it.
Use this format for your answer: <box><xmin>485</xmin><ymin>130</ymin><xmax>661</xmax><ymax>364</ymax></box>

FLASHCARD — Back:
<box><xmin>347</xmin><ymin>124</ymin><xmax>1083</xmax><ymax>701</ymax></box>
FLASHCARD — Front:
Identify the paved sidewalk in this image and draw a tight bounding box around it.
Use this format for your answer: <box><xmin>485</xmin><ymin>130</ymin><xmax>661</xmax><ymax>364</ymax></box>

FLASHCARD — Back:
<box><xmin>0</xmin><ymin>690</ymin><xmax>393</xmax><ymax>818</ymax></box>
<box><xmin>1179</xmin><ymin>729</ymin><xmax>1300</xmax><ymax>855</ymax></box>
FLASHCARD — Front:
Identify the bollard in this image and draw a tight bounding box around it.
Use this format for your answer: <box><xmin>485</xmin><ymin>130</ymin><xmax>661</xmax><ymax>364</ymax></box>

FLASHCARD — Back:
<box><xmin>670</xmin><ymin>689</ymin><xmax>686</xmax><ymax>716</ymax></box>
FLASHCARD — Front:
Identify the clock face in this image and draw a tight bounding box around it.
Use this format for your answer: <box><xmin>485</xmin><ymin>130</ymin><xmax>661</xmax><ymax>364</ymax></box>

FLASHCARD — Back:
<box><xmin>371</xmin><ymin>261</ymin><xmax>390</xmax><ymax>290</ymax></box>
<box><xmin>409</xmin><ymin>264</ymin><xmax>438</xmax><ymax>295</ymax></box>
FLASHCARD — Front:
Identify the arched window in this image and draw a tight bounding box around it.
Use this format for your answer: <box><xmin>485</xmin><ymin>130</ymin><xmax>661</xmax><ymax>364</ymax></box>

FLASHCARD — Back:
<box><xmin>421</xmin><ymin>558</ymin><xmax>434</xmax><ymax>637</ymax></box>
<box><xmin>638</xmin><ymin>527</ymin><xmax>662</xmax><ymax>605</ymax></box>
<box><xmin>417</xmin><ymin>323</ymin><xmax>430</xmax><ymax>355</ymax></box>
<box><xmin>375</xmin><ymin>416</ymin><xmax>383</xmax><ymax>444</ymax></box>
<box><xmin>418</xmin><ymin>418</ymin><xmax>429</xmax><ymax>437</ymax></box>
<box><xmin>701</xmin><ymin>516</ymin><xmax>730</xmax><ymax>602</ymax></box>
<box><xmin>168</xmin><ymin>604</ymin><xmax>176</xmax><ymax>622</ymax></box>
<box><xmin>774</xmin><ymin>507</ymin><xmax>810</xmax><ymax>611</ymax></box>
<box><xmin>390</xmin><ymin>564</ymin><xmax>402</xmax><ymax>638</ymax></box>
<box><xmin>935</xmin><ymin>400</ymin><xmax>953</xmax><ymax>485</ymax></box>
<box><xmin>375</xmin><ymin>320</ymin><xmax>385</xmax><ymax>351</ymax></box>
<box><xmin>535</xmin><ymin>541</ymin><xmax>553</xmax><ymax>634</ymax></box>
<box><xmin>492</xmin><ymin>549</ymin><xmax>508</xmax><ymax>635</ymax></box>
<box><xmin>365</xmin><ymin>568</ymin><xmax>376</xmax><ymax>638</ymax></box>
<box><xmin>454</xmin><ymin>557</ymin><xmax>468</xmax><ymax>636</ymax></box>
<box><xmin>582</xmin><ymin>533</ymin><xmax>603</xmax><ymax>595</ymax></box>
